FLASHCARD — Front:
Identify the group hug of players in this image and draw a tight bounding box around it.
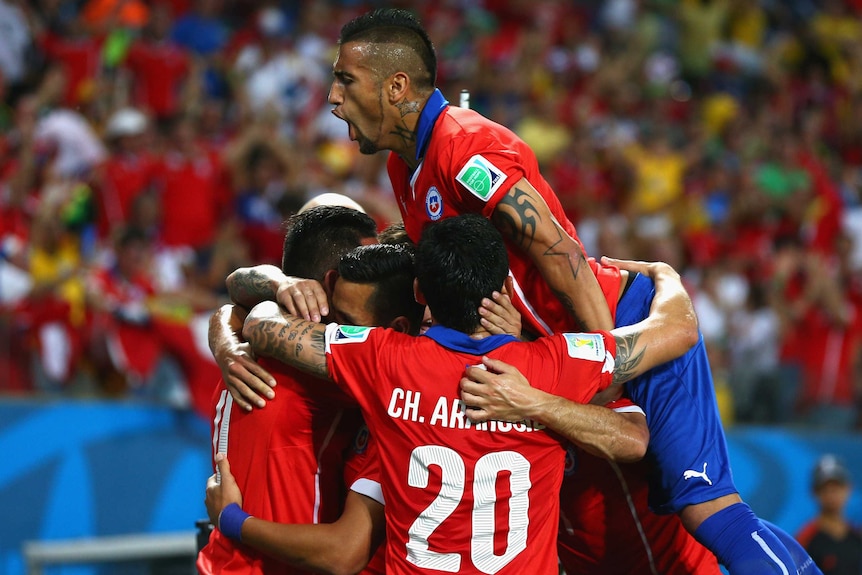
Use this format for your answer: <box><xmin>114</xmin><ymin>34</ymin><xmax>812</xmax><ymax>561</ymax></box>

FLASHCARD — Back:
<box><xmin>196</xmin><ymin>8</ymin><xmax>821</xmax><ymax>575</ymax></box>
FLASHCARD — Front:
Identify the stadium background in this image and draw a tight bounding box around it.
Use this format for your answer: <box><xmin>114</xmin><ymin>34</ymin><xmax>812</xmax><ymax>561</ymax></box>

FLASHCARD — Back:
<box><xmin>0</xmin><ymin>0</ymin><xmax>860</xmax><ymax>573</ymax></box>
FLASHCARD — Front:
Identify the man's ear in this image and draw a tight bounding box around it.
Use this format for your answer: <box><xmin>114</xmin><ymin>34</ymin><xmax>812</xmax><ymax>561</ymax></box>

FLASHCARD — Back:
<box><xmin>413</xmin><ymin>278</ymin><xmax>426</xmax><ymax>305</ymax></box>
<box><xmin>388</xmin><ymin>72</ymin><xmax>409</xmax><ymax>104</ymax></box>
<box><xmin>323</xmin><ymin>269</ymin><xmax>339</xmax><ymax>297</ymax></box>
<box><xmin>389</xmin><ymin>315</ymin><xmax>411</xmax><ymax>335</ymax></box>
<box><xmin>502</xmin><ymin>275</ymin><xmax>514</xmax><ymax>296</ymax></box>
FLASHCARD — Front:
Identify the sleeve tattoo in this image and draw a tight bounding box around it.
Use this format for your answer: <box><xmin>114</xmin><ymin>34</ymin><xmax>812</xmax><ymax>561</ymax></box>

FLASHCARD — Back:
<box><xmin>493</xmin><ymin>185</ymin><xmax>589</xmax><ymax>327</ymax></box>
<box><xmin>611</xmin><ymin>332</ymin><xmax>646</xmax><ymax>385</ymax></box>
<box><xmin>245</xmin><ymin>317</ymin><xmax>329</xmax><ymax>379</ymax></box>
<box><xmin>230</xmin><ymin>269</ymin><xmax>278</xmax><ymax>306</ymax></box>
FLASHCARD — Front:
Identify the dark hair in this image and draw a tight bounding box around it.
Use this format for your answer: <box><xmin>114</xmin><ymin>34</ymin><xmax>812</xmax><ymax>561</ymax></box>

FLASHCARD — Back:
<box><xmin>338</xmin><ymin>8</ymin><xmax>437</xmax><ymax>90</ymax></box>
<box><xmin>378</xmin><ymin>221</ymin><xmax>414</xmax><ymax>246</ymax></box>
<box><xmin>338</xmin><ymin>243</ymin><xmax>424</xmax><ymax>335</ymax></box>
<box><xmin>415</xmin><ymin>214</ymin><xmax>509</xmax><ymax>333</ymax></box>
<box><xmin>281</xmin><ymin>205</ymin><xmax>378</xmax><ymax>280</ymax></box>
<box><xmin>116</xmin><ymin>226</ymin><xmax>151</xmax><ymax>249</ymax></box>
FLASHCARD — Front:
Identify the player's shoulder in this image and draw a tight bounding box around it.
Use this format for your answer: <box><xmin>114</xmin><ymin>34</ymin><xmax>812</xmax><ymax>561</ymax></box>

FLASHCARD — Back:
<box><xmin>324</xmin><ymin>323</ymin><xmax>416</xmax><ymax>350</ymax></box>
<box><xmin>443</xmin><ymin>107</ymin><xmax>512</xmax><ymax>143</ymax></box>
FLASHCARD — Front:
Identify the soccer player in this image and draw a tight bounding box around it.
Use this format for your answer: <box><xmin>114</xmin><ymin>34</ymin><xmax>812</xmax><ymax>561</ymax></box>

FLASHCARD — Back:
<box><xmin>198</xmin><ymin>205</ymin><xmax>385</xmax><ymax>575</ymax></box>
<box><xmin>208</xmin><ymin>241</ymin><xmax>431</xmax><ymax>575</ymax></box>
<box><xmin>461</xmin><ymin>358</ymin><xmax>722</xmax><ymax>574</ymax></box>
<box><xmin>318</xmin><ymin>8</ymin><xmax>810</xmax><ymax>574</ymax></box>
<box><xmin>217</xmin><ymin>214</ymin><xmax>699</xmax><ymax>575</ymax></box>
<box><xmin>796</xmin><ymin>455</ymin><xmax>862</xmax><ymax>574</ymax></box>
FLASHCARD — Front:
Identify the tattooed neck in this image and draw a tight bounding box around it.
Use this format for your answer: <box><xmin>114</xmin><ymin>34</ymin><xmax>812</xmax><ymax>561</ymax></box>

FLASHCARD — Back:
<box><xmin>395</xmin><ymin>99</ymin><xmax>421</xmax><ymax>118</ymax></box>
<box><xmin>391</xmin><ymin>124</ymin><xmax>418</xmax><ymax>163</ymax></box>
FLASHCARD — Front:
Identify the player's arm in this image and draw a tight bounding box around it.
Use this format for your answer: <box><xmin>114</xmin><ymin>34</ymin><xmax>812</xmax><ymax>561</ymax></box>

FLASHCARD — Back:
<box><xmin>491</xmin><ymin>178</ymin><xmax>613</xmax><ymax>332</ymax></box>
<box><xmin>208</xmin><ymin>304</ymin><xmax>276</xmax><ymax>411</ymax></box>
<box><xmin>461</xmin><ymin>357</ymin><xmax>648</xmax><ymax>462</ymax></box>
<box><xmin>242</xmin><ymin>300</ymin><xmax>330</xmax><ymax>379</ymax></box>
<box><xmin>226</xmin><ymin>264</ymin><xmax>330</xmax><ymax>322</ymax></box>
<box><xmin>206</xmin><ymin>455</ymin><xmax>384</xmax><ymax>575</ymax></box>
<box><xmin>461</xmin><ymin>257</ymin><xmax>697</xmax><ymax>428</ymax></box>
<box><xmin>602</xmin><ymin>256</ymin><xmax>699</xmax><ymax>383</ymax></box>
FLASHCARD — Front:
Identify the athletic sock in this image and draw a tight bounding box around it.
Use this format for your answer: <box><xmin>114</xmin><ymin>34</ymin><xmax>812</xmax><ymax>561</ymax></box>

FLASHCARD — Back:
<box><xmin>693</xmin><ymin>502</ymin><xmax>797</xmax><ymax>575</ymax></box>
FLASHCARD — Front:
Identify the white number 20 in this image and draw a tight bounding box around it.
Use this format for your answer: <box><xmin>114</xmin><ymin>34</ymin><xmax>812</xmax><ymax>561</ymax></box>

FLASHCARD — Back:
<box><xmin>406</xmin><ymin>445</ymin><xmax>531</xmax><ymax>574</ymax></box>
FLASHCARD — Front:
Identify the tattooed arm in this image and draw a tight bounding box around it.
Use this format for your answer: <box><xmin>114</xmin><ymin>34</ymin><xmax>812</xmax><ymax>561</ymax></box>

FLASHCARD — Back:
<box><xmin>461</xmin><ymin>356</ymin><xmax>649</xmax><ymax>462</ymax></box>
<box><xmin>602</xmin><ymin>256</ymin><xmax>699</xmax><ymax>383</ymax></box>
<box><xmin>490</xmin><ymin>178</ymin><xmax>614</xmax><ymax>332</ymax></box>
<box><xmin>226</xmin><ymin>265</ymin><xmax>287</xmax><ymax>309</ymax></box>
<box><xmin>209</xmin><ymin>304</ymin><xmax>277</xmax><ymax>411</ymax></box>
<box><xmin>459</xmin><ymin>257</ymin><xmax>697</xmax><ymax>459</ymax></box>
<box><xmin>242</xmin><ymin>301</ymin><xmax>331</xmax><ymax>380</ymax></box>
<box><xmin>461</xmin><ymin>357</ymin><xmax>649</xmax><ymax>462</ymax></box>
<box><xmin>226</xmin><ymin>265</ymin><xmax>330</xmax><ymax>322</ymax></box>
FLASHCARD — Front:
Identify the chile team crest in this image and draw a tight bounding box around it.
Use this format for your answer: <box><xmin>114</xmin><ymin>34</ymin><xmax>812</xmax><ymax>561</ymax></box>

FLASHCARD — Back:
<box><xmin>353</xmin><ymin>424</ymin><xmax>370</xmax><ymax>454</ymax></box>
<box><xmin>425</xmin><ymin>187</ymin><xmax>443</xmax><ymax>220</ymax></box>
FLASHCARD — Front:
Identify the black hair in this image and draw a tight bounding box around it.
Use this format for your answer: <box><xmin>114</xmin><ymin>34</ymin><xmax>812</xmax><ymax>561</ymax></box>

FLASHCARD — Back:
<box><xmin>338</xmin><ymin>8</ymin><xmax>437</xmax><ymax>90</ymax></box>
<box><xmin>377</xmin><ymin>220</ymin><xmax>414</xmax><ymax>247</ymax></box>
<box><xmin>338</xmin><ymin>243</ymin><xmax>424</xmax><ymax>335</ymax></box>
<box><xmin>116</xmin><ymin>225</ymin><xmax>151</xmax><ymax>249</ymax></box>
<box><xmin>281</xmin><ymin>205</ymin><xmax>378</xmax><ymax>281</ymax></box>
<box><xmin>415</xmin><ymin>214</ymin><xmax>509</xmax><ymax>334</ymax></box>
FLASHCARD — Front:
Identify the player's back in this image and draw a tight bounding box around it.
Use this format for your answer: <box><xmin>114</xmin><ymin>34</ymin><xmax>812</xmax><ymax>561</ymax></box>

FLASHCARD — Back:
<box><xmin>558</xmin><ymin>447</ymin><xmax>722</xmax><ymax>575</ymax></box>
<box><xmin>198</xmin><ymin>358</ymin><xmax>360</xmax><ymax>575</ymax></box>
<box><xmin>324</xmin><ymin>324</ymin><xmax>615</xmax><ymax>575</ymax></box>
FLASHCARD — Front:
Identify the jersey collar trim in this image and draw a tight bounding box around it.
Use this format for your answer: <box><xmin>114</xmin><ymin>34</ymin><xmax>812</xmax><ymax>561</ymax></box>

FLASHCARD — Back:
<box><xmin>423</xmin><ymin>325</ymin><xmax>518</xmax><ymax>354</ymax></box>
<box><xmin>415</xmin><ymin>89</ymin><xmax>449</xmax><ymax>162</ymax></box>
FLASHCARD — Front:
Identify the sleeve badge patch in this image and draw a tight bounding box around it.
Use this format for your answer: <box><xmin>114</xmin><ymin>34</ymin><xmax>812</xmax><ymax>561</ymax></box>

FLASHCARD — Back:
<box><xmin>328</xmin><ymin>324</ymin><xmax>374</xmax><ymax>345</ymax></box>
<box><xmin>455</xmin><ymin>154</ymin><xmax>508</xmax><ymax>201</ymax></box>
<box><xmin>562</xmin><ymin>333</ymin><xmax>606</xmax><ymax>362</ymax></box>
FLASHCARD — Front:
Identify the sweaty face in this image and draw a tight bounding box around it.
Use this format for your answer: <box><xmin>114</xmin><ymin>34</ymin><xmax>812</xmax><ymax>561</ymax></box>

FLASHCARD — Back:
<box><xmin>331</xmin><ymin>278</ymin><xmax>379</xmax><ymax>327</ymax></box>
<box><xmin>328</xmin><ymin>43</ymin><xmax>386</xmax><ymax>155</ymax></box>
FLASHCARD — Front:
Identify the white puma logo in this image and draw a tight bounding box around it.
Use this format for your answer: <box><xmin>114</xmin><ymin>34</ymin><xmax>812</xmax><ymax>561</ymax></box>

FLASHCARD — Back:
<box><xmin>683</xmin><ymin>462</ymin><xmax>713</xmax><ymax>485</ymax></box>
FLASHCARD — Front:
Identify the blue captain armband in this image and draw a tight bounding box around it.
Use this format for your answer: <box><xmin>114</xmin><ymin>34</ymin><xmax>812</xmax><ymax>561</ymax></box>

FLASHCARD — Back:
<box><xmin>218</xmin><ymin>503</ymin><xmax>251</xmax><ymax>542</ymax></box>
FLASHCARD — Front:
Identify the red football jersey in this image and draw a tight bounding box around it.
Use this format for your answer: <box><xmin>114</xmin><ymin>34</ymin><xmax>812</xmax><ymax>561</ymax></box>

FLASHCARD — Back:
<box><xmin>96</xmin><ymin>152</ymin><xmax>158</xmax><ymax>239</ymax></box>
<box><xmin>343</xmin><ymin>427</ymin><xmax>386</xmax><ymax>575</ymax></box>
<box><xmin>324</xmin><ymin>324</ymin><xmax>615</xmax><ymax>575</ymax></box>
<box><xmin>152</xmin><ymin>149</ymin><xmax>227</xmax><ymax>249</ymax></box>
<box><xmin>557</xmin><ymin>399</ymin><xmax>722</xmax><ymax>575</ymax></box>
<box><xmin>125</xmin><ymin>40</ymin><xmax>190</xmax><ymax>118</ymax></box>
<box><xmin>388</xmin><ymin>98</ymin><xmax>621</xmax><ymax>336</ymax></box>
<box><xmin>197</xmin><ymin>358</ymin><xmax>361</xmax><ymax>575</ymax></box>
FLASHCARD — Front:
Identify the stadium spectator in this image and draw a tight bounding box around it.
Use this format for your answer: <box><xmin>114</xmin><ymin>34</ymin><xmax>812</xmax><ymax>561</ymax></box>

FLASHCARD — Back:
<box><xmin>796</xmin><ymin>454</ymin><xmax>862</xmax><ymax>575</ymax></box>
<box><xmin>221</xmin><ymin>119</ymin><xmax>302</xmax><ymax>265</ymax></box>
<box><xmin>0</xmin><ymin>0</ymin><xmax>37</xmax><ymax>92</ymax></box>
<box><xmin>85</xmin><ymin>226</ymin><xmax>163</xmax><ymax>395</ymax></box>
<box><xmin>26</xmin><ymin>201</ymin><xmax>87</xmax><ymax>389</ymax></box>
<box><xmin>121</xmin><ymin>2</ymin><xmax>191</xmax><ymax>121</ymax></box>
<box><xmin>93</xmin><ymin>107</ymin><xmax>156</xmax><ymax>241</ymax></box>
<box><xmin>769</xmin><ymin>237</ymin><xmax>861</xmax><ymax>430</ymax></box>
<box><xmin>170</xmin><ymin>0</ymin><xmax>229</xmax><ymax>100</ymax></box>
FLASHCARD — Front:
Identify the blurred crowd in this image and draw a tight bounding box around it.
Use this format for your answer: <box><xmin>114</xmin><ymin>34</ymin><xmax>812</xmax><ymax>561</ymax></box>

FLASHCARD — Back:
<box><xmin>0</xmin><ymin>0</ymin><xmax>859</xmax><ymax>428</ymax></box>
